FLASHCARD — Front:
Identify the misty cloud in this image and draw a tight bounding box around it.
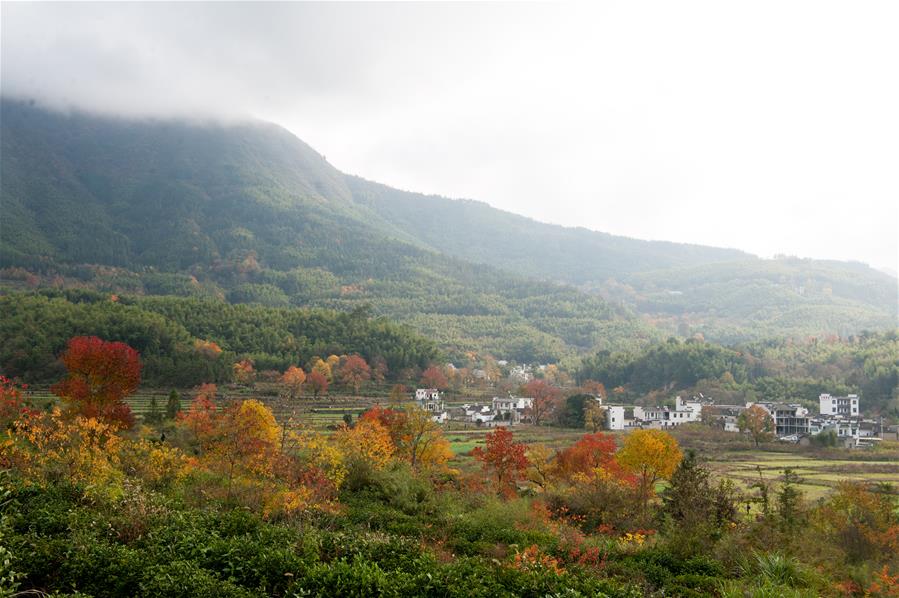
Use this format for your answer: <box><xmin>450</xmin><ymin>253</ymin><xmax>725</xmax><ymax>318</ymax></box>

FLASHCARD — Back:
<box><xmin>2</xmin><ymin>1</ymin><xmax>897</xmax><ymax>272</ymax></box>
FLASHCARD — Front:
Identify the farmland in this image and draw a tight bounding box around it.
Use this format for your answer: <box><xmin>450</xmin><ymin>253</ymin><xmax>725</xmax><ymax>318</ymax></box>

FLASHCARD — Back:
<box><xmin>25</xmin><ymin>385</ymin><xmax>898</xmax><ymax>500</ymax></box>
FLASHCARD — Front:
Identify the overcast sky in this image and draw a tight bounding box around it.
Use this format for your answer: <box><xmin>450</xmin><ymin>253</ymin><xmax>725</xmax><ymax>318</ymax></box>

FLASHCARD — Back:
<box><xmin>3</xmin><ymin>2</ymin><xmax>897</xmax><ymax>273</ymax></box>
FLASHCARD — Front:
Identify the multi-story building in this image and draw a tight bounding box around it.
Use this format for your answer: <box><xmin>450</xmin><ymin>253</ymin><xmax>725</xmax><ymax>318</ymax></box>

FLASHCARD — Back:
<box><xmin>819</xmin><ymin>394</ymin><xmax>859</xmax><ymax>417</ymax></box>
<box><xmin>415</xmin><ymin>388</ymin><xmax>446</xmax><ymax>422</ymax></box>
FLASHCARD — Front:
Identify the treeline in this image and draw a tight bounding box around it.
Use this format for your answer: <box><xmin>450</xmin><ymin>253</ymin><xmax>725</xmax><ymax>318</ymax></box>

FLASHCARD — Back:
<box><xmin>579</xmin><ymin>332</ymin><xmax>899</xmax><ymax>413</ymax></box>
<box><xmin>0</xmin><ymin>290</ymin><xmax>437</xmax><ymax>386</ymax></box>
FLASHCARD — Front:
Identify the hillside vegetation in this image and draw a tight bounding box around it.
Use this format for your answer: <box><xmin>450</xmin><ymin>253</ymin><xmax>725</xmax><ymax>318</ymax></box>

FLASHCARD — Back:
<box><xmin>0</xmin><ymin>290</ymin><xmax>437</xmax><ymax>386</ymax></box>
<box><xmin>1</xmin><ymin>99</ymin><xmax>895</xmax><ymax>360</ymax></box>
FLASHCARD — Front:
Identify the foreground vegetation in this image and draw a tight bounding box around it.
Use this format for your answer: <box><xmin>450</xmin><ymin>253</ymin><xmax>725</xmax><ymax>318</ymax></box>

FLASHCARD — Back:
<box><xmin>2</xmin><ymin>338</ymin><xmax>898</xmax><ymax>597</ymax></box>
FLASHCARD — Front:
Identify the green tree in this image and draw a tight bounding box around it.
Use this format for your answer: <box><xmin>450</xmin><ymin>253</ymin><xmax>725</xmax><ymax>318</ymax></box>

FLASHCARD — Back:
<box><xmin>145</xmin><ymin>395</ymin><xmax>163</xmax><ymax>424</ymax></box>
<box><xmin>165</xmin><ymin>389</ymin><xmax>181</xmax><ymax>420</ymax></box>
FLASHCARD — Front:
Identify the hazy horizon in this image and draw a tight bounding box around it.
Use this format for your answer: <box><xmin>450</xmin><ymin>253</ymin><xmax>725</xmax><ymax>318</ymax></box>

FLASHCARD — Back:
<box><xmin>2</xmin><ymin>2</ymin><xmax>897</xmax><ymax>273</ymax></box>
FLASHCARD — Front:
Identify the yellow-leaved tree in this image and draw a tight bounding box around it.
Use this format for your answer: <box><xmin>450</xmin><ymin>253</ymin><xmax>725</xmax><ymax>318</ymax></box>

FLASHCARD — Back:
<box><xmin>335</xmin><ymin>418</ymin><xmax>394</xmax><ymax>472</ymax></box>
<box><xmin>616</xmin><ymin>429</ymin><xmax>682</xmax><ymax>518</ymax></box>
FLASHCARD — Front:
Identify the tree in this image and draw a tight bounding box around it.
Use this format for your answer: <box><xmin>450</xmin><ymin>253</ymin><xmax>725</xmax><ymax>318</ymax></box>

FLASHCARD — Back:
<box><xmin>339</xmin><ymin>354</ymin><xmax>371</xmax><ymax>395</ymax></box>
<box><xmin>525</xmin><ymin>444</ymin><xmax>556</xmax><ymax>490</ymax></box>
<box><xmin>472</xmin><ymin>427</ymin><xmax>529</xmax><ymax>497</ymax></box>
<box><xmin>660</xmin><ymin>450</ymin><xmax>739</xmax><ymax>557</ymax></box>
<box><xmin>616</xmin><ymin>429</ymin><xmax>683</xmax><ymax>518</ymax></box>
<box><xmin>281</xmin><ymin>366</ymin><xmax>306</xmax><ymax>401</ymax></box>
<box><xmin>232</xmin><ymin>359</ymin><xmax>256</xmax><ymax>385</ymax></box>
<box><xmin>335</xmin><ymin>418</ymin><xmax>395</xmax><ymax>471</ymax></box>
<box><xmin>523</xmin><ymin>379</ymin><xmax>562</xmax><ymax>426</ymax></box>
<box><xmin>776</xmin><ymin>468</ymin><xmax>805</xmax><ymax>532</ymax></box>
<box><xmin>583</xmin><ymin>400</ymin><xmax>606</xmax><ymax>432</ymax></box>
<box><xmin>360</xmin><ymin>405</ymin><xmax>450</xmax><ymax>470</ymax></box>
<box><xmin>178</xmin><ymin>383</ymin><xmax>218</xmax><ymax>439</ymax></box>
<box><xmin>738</xmin><ymin>404</ymin><xmax>775</xmax><ymax>447</ymax></box>
<box><xmin>165</xmin><ymin>389</ymin><xmax>181</xmax><ymax>420</ymax></box>
<box><xmin>398</xmin><ymin>405</ymin><xmax>452</xmax><ymax>469</ymax></box>
<box><xmin>307</xmin><ymin>370</ymin><xmax>329</xmax><ymax>398</ymax></box>
<box><xmin>557</xmin><ymin>394</ymin><xmax>591</xmax><ymax>428</ymax></box>
<box><xmin>145</xmin><ymin>395</ymin><xmax>163</xmax><ymax>424</ymax></box>
<box><xmin>370</xmin><ymin>356</ymin><xmax>389</xmax><ymax>384</ymax></box>
<box><xmin>204</xmin><ymin>399</ymin><xmax>281</xmax><ymax>499</ymax></box>
<box><xmin>310</xmin><ymin>357</ymin><xmax>333</xmax><ymax>382</ymax></box>
<box><xmin>51</xmin><ymin>336</ymin><xmax>141</xmax><ymax>429</ymax></box>
<box><xmin>420</xmin><ymin>366</ymin><xmax>448</xmax><ymax>390</ymax></box>
<box><xmin>555</xmin><ymin>432</ymin><xmax>622</xmax><ymax>482</ymax></box>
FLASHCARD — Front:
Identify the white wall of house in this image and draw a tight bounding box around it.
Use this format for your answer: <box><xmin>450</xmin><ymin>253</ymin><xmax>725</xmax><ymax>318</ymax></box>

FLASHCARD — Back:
<box><xmin>606</xmin><ymin>405</ymin><xmax>627</xmax><ymax>430</ymax></box>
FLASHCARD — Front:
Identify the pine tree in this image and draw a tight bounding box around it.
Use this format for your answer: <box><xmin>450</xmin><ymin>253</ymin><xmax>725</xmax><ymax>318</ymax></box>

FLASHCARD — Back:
<box><xmin>146</xmin><ymin>395</ymin><xmax>162</xmax><ymax>424</ymax></box>
<box><xmin>165</xmin><ymin>389</ymin><xmax>181</xmax><ymax>420</ymax></box>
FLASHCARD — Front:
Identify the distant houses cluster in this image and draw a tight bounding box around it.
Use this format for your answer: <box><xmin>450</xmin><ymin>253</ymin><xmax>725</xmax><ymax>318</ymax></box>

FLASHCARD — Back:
<box><xmin>599</xmin><ymin>393</ymin><xmax>892</xmax><ymax>447</ymax></box>
<box><xmin>412</xmin><ymin>387</ymin><xmax>894</xmax><ymax>447</ymax></box>
<box><xmin>413</xmin><ymin>388</ymin><xmax>534</xmax><ymax>426</ymax></box>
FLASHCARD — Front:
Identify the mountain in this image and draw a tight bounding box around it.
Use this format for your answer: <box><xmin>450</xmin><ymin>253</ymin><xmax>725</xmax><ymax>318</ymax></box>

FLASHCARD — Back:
<box><xmin>1</xmin><ymin>99</ymin><xmax>895</xmax><ymax>362</ymax></box>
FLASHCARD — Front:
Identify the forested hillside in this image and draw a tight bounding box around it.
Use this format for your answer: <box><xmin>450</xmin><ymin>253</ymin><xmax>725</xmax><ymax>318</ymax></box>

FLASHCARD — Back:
<box><xmin>0</xmin><ymin>290</ymin><xmax>437</xmax><ymax>386</ymax></box>
<box><xmin>1</xmin><ymin>99</ymin><xmax>895</xmax><ymax>359</ymax></box>
<box><xmin>0</xmin><ymin>99</ymin><xmax>653</xmax><ymax>362</ymax></box>
<box><xmin>348</xmin><ymin>177</ymin><xmax>897</xmax><ymax>341</ymax></box>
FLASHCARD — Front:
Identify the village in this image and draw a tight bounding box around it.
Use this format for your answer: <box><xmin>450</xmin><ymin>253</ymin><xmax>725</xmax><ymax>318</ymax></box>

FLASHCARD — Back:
<box><xmin>414</xmin><ymin>386</ymin><xmax>897</xmax><ymax>448</ymax></box>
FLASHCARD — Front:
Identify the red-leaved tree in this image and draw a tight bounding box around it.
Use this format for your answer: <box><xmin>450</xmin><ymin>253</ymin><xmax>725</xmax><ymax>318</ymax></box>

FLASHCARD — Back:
<box><xmin>420</xmin><ymin>366</ymin><xmax>448</xmax><ymax>390</ymax></box>
<box><xmin>307</xmin><ymin>370</ymin><xmax>329</xmax><ymax>398</ymax></box>
<box><xmin>472</xmin><ymin>427</ymin><xmax>530</xmax><ymax>497</ymax></box>
<box><xmin>51</xmin><ymin>336</ymin><xmax>141</xmax><ymax>429</ymax></box>
<box><xmin>523</xmin><ymin>379</ymin><xmax>562</xmax><ymax>426</ymax></box>
<box><xmin>339</xmin><ymin>354</ymin><xmax>371</xmax><ymax>395</ymax></box>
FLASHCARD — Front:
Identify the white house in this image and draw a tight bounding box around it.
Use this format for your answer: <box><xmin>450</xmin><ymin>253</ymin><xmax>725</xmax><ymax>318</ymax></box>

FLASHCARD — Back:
<box><xmin>632</xmin><ymin>396</ymin><xmax>702</xmax><ymax>428</ymax></box>
<box><xmin>819</xmin><ymin>394</ymin><xmax>859</xmax><ymax>417</ymax></box>
<box><xmin>415</xmin><ymin>388</ymin><xmax>446</xmax><ymax>423</ymax></box>
<box><xmin>416</xmin><ymin>388</ymin><xmax>441</xmax><ymax>402</ymax></box>
<box><xmin>606</xmin><ymin>405</ymin><xmax>628</xmax><ymax>430</ymax></box>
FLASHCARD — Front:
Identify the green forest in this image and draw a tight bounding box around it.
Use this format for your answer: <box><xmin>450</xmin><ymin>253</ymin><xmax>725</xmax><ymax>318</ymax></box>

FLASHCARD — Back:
<box><xmin>0</xmin><ymin>290</ymin><xmax>436</xmax><ymax>386</ymax></box>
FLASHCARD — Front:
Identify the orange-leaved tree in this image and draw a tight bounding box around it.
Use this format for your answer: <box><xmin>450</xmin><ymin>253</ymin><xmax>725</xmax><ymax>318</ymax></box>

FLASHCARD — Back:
<box><xmin>281</xmin><ymin>366</ymin><xmax>306</xmax><ymax>401</ymax></box>
<box><xmin>339</xmin><ymin>354</ymin><xmax>371</xmax><ymax>395</ymax></box>
<box><xmin>232</xmin><ymin>359</ymin><xmax>256</xmax><ymax>385</ymax></box>
<box><xmin>556</xmin><ymin>432</ymin><xmax>627</xmax><ymax>482</ymax></box>
<box><xmin>472</xmin><ymin>427</ymin><xmax>530</xmax><ymax>497</ymax></box>
<box><xmin>178</xmin><ymin>383</ymin><xmax>218</xmax><ymax>440</ymax></box>
<box><xmin>738</xmin><ymin>404</ymin><xmax>775</xmax><ymax>447</ymax></box>
<box><xmin>362</xmin><ymin>405</ymin><xmax>451</xmax><ymax>470</ymax></box>
<box><xmin>51</xmin><ymin>336</ymin><xmax>141</xmax><ymax>429</ymax></box>
<box><xmin>616</xmin><ymin>429</ymin><xmax>682</xmax><ymax>517</ymax></box>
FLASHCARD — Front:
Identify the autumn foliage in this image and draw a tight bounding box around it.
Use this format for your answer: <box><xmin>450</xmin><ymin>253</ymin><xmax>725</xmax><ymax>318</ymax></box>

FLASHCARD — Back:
<box><xmin>420</xmin><ymin>366</ymin><xmax>448</xmax><ymax>390</ymax></box>
<box><xmin>472</xmin><ymin>427</ymin><xmax>530</xmax><ymax>496</ymax></box>
<box><xmin>555</xmin><ymin>432</ymin><xmax>630</xmax><ymax>483</ymax></box>
<box><xmin>307</xmin><ymin>370</ymin><xmax>329</xmax><ymax>397</ymax></box>
<box><xmin>338</xmin><ymin>354</ymin><xmax>371</xmax><ymax>394</ymax></box>
<box><xmin>51</xmin><ymin>336</ymin><xmax>141</xmax><ymax>429</ymax></box>
<box><xmin>523</xmin><ymin>379</ymin><xmax>562</xmax><ymax>426</ymax></box>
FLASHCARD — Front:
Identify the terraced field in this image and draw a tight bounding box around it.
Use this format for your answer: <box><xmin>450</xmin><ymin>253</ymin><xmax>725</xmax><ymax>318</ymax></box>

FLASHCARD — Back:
<box><xmin>707</xmin><ymin>452</ymin><xmax>899</xmax><ymax>500</ymax></box>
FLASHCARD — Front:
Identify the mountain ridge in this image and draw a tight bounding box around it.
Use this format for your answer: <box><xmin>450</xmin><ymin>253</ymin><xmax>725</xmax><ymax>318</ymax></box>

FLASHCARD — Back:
<box><xmin>1</xmin><ymin>98</ymin><xmax>895</xmax><ymax>358</ymax></box>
